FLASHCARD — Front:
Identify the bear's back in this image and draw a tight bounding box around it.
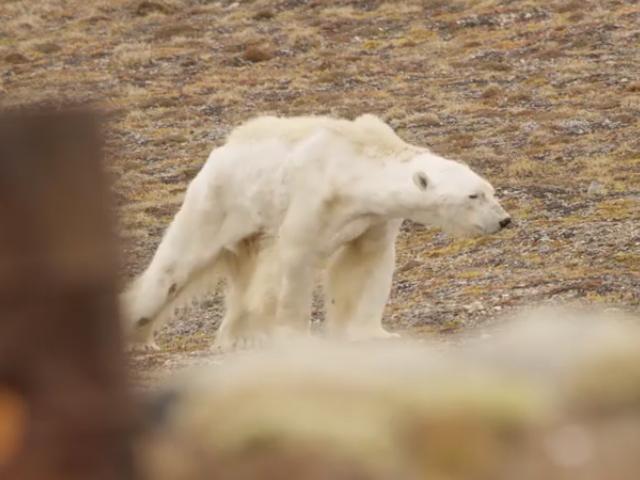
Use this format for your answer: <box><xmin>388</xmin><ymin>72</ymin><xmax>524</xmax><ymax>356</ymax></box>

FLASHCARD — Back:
<box><xmin>226</xmin><ymin>114</ymin><xmax>410</xmax><ymax>158</ymax></box>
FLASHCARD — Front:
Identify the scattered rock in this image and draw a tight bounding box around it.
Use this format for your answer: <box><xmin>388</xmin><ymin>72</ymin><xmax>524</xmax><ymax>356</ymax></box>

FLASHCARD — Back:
<box><xmin>480</xmin><ymin>85</ymin><xmax>501</xmax><ymax>99</ymax></box>
<box><xmin>554</xmin><ymin>118</ymin><xmax>621</xmax><ymax>136</ymax></box>
<box><xmin>481</xmin><ymin>60</ymin><xmax>512</xmax><ymax>72</ymax></box>
<box><xmin>180</xmin><ymin>58</ymin><xmax>197</xmax><ymax>68</ymax></box>
<box><xmin>416</xmin><ymin>112</ymin><xmax>441</xmax><ymax>127</ymax></box>
<box><xmin>464</xmin><ymin>301</ymin><xmax>484</xmax><ymax>313</ymax></box>
<box><xmin>155</xmin><ymin>24</ymin><xmax>196</xmax><ymax>40</ymax></box>
<box><xmin>4</xmin><ymin>52</ymin><xmax>28</xmax><ymax>64</ymax></box>
<box><xmin>135</xmin><ymin>1</ymin><xmax>174</xmax><ymax>16</ymax></box>
<box><xmin>521</xmin><ymin>121</ymin><xmax>539</xmax><ymax>133</ymax></box>
<box><xmin>587</xmin><ymin>181</ymin><xmax>605</xmax><ymax>197</ymax></box>
<box><xmin>139</xmin><ymin>97</ymin><xmax>179</xmax><ymax>109</ymax></box>
<box><xmin>242</xmin><ymin>45</ymin><xmax>274</xmax><ymax>63</ymax></box>
<box><xmin>450</xmin><ymin>8</ymin><xmax>548</xmax><ymax>31</ymax></box>
<box><xmin>34</xmin><ymin>42</ymin><xmax>61</xmax><ymax>54</ymax></box>
<box><xmin>399</xmin><ymin>260</ymin><xmax>422</xmax><ymax>272</ymax></box>
<box><xmin>626</xmin><ymin>82</ymin><xmax>640</xmax><ymax>93</ymax></box>
<box><xmin>86</xmin><ymin>15</ymin><xmax>109</xmax><ymax>24</ymax></box>
<box><xmin>164</xmin><ymin>134</ymin><xmax>188</xmax><ymax>144</ymax></box>
<box><xmin>253</xmin><ymin>9</ymin><xmax>275</xmax><ymax>20</ymax></box>
<box><xmin>555</xmin><ymin>119</ymin><xmax>591</xmax><ymax>135</ymax></box>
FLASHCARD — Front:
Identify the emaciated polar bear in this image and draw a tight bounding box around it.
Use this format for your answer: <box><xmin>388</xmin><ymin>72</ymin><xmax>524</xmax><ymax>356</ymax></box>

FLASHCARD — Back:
<box><xmin>122</xmin><ymin>114</ymin><xmax>511</xmax><ymax>350</ymax></box>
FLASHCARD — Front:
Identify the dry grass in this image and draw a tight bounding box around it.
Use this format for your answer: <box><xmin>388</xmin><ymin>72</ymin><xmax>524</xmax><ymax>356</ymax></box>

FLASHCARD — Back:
<box><xmin>1</xmin><ymin>0</ymin><xmax>639</xmax><ymax>370</ymax></box>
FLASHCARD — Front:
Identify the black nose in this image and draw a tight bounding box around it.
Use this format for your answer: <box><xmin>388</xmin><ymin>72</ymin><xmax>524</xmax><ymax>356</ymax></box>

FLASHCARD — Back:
<box><xmin>499</xmin><ymin>217</ymin><xmax>512</xmax><ymax>229</ymax></box>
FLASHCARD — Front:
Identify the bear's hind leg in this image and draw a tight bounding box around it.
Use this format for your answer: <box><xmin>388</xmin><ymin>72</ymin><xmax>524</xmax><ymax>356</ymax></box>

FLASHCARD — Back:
<box><xmin>214</xmin><ymin>247</ymin><xmax>259</xmax><ymax>351</ymax></box>
<box><xmin>123</xmin><ymin>207</ymin><xmax>257</xmax><ymax>350</ymax></box>
<box><xmin>215</xmin><ymin>240</ymin><xmax>281</xmax><ymax>351</ymax></box>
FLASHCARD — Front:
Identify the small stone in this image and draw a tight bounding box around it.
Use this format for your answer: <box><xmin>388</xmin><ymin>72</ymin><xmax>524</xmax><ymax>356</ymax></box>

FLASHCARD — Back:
<box><xmin>242</xmin><ymin>45</ymin><xmax>274</xmax><ymax>63</ymax></box>
<box><xmin>155</xmin><ymin>24</ymin><xmax>196</xmax><ymax>39</ymax></box>
<box><xmin>464</xmin><ymin>301</ymin><xmax>484</xmax><ymax>313</ymax></box>
<box><xmin>4</xmin><ymin>52</ymin><xmax>28</xmax><ymax>64</ymax></box>
<box><xmin>135</xmin><ymin>1</ymin><xmax>173</xmax><ymax>16</ymax></box>
<box><xmin>557</xmin><ymin>119</ymin><xmax>591</xmax><ymax>135</ymax></box>
<box><xmin>521</xmin><ymin>121</ymin><xmax>539</xmax><ymax>133</ymax></box>
<box><xmin>165</xmin><ymin>134</ymin><xmax>188</xmax><ymax>144</ymax></box>
<box><xmin>399</xmin><ymin>259</ymin><xmax>422</xmax><ymax>272</ymax></box>
<box><xmin>34</xmin><ymin>42</ymin><xmax>61</xmax><ymax>54</ymax></box>
<box><xmin>253</xmin><ymin>9</ymin><xmax>275</xmax><ymax>20</ymax></box>
<box><xmin>587</xmin><ymin>181</ymin><xmax>605</xmax><ymax>196</ymax></box>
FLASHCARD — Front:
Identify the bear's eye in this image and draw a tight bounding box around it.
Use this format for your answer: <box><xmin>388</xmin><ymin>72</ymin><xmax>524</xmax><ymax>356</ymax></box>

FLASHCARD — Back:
<box><xmin>469</xmin><ymin>194</ymin><xmax>479</xmax><ymax>199</ymax></box>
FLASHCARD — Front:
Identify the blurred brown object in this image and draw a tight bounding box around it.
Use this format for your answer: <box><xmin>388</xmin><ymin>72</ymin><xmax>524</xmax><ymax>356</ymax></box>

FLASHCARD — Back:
<box><xmin>0</xmin><ymin>106</ymin><xmax>134</xmax><ymax>480</ymax></box>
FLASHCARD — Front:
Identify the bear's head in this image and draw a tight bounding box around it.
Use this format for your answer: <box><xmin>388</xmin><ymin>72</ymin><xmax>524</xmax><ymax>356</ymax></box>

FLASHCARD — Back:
<box><xmin>406</xmin><ymin>152</ymin><xmax>511</xmax><ymax>237</ymax></box>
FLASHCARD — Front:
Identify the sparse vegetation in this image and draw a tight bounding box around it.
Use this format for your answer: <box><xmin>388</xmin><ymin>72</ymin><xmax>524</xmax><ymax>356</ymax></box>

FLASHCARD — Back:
<box><xmin>1</xmin><ymin>0</ymin><xmax>638</xmax><ymax>375</ymax></box>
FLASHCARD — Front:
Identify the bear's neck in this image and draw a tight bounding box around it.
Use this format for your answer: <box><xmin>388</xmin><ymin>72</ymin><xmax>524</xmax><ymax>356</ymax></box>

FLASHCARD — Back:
<box><xmin>347</xmin><ymin>160</ymin><xmax>434</xmax><ymax>221</ymax></box>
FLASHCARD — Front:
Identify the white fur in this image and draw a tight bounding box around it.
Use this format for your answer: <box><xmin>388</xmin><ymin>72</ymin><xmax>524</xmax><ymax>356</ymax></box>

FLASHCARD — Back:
<box><xmin>121</xmin><ymin>114</ymin><xmax>510</xmax><ymax>350</ymax></box>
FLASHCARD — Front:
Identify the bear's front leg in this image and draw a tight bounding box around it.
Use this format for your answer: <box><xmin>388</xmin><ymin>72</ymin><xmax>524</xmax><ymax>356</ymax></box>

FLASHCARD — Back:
<box><xmin>272</xmin><ymin>199</ymin><xmax>321</xmax><ymax>337</ymax></box>
<box><xmin>273</xmin><ymin>244</ymin><xmax>316</xmax><ymax>337</ymax></box>
<box><xmin>325</xmin><ymin>220</ymin><xmax>402</xmax><ymax>341</ymax></box>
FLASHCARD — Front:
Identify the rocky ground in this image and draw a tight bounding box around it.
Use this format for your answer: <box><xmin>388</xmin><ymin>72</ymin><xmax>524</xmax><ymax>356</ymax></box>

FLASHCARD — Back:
<box><xmin>2</xmin><ymin>0</ymin><xmax>639</xmax><ymax>381</ymax></box>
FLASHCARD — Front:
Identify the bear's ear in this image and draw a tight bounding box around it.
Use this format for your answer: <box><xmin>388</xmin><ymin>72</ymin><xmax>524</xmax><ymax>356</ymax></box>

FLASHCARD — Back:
<box><xmin>413</xmin><ymin>171</ymin><xmax>429</xmax><ymax>191</ymax></box>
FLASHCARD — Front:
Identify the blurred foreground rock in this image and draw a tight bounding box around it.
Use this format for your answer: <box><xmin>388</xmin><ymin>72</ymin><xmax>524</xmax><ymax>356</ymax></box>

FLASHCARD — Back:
<box><xmin>135</xmin><ymin>307</ymin><xmax>640</xmax><ymax>480</ymax></box>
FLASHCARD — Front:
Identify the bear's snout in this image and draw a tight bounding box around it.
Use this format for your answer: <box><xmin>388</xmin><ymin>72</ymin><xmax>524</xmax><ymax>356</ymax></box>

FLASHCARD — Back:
<box><xmin>499</xmin><ymin>217</ymin><xmax>512</xmax><ymax>229</ymax></box>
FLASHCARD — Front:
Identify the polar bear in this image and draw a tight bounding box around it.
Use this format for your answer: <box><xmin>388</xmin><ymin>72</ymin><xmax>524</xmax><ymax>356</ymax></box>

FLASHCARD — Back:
<box><xmin>122</xmin><ymin>114</ymin><xmax>511</xmax><ymax>350</ymax></box>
